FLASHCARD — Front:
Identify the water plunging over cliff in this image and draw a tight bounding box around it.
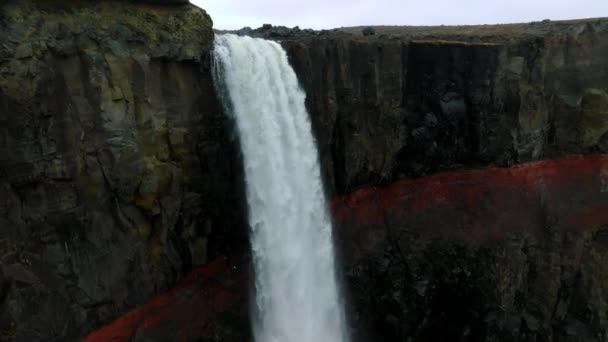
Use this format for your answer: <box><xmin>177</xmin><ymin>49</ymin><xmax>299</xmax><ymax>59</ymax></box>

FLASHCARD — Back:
<box><xmin>213</xmin><ymin>34</ymin><xmax>348</xmax><ymax>342</ymax></box>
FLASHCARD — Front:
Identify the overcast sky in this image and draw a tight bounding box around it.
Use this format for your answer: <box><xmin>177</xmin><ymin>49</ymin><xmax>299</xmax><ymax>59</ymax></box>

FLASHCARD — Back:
<box><xmin>191</xmin><ymin>0</ymin><xmax>608</xmax><ymax>30</ymax></box>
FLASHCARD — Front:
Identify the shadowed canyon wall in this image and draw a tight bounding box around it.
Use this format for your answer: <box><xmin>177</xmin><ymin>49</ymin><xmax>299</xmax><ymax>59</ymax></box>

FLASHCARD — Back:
<box><xmin>1</xmin><ymin>1</ymin><xmax>608</xmax><ymax>341</ymax></box>
<box><xmin>0</xmin><ymin>1</ymin><xmax>247</xmax><ymax>340</ymax></box>
<box><xmin>279</xmin><ymin>21</ymin><xmax>608</xmax><ymax>341</ymax></box>
<box><xmin>333</xmin><ymin>155</ymin><xmax>608</xmax><ymax>341</ymax></box>
<box><xmin>84</xmin><ymin>155</ymin><xmax>608</xmax><ymax>342</ymax></box>
<box><xmin>280</xmin><ymin>20</ymin><xmax>608</xmax><ymax>194</ymax></box>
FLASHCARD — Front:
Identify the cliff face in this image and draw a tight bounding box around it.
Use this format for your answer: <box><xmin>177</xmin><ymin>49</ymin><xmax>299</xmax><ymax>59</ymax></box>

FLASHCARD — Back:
<box><xmin>0</xmin><ymin>1</ymin><xmax>246</xmax><ymax>340</ymax></box>
<box><xmin>85</xmin><ymin>157</ymin><xmax>608</xmax><ymax>342</ymax></box>
<box><xmin>1</xmin><ymin>2</ymin><xmax>608</xmax><ymax>341</ymax></box>
<box><xmin>281</xmin><ymin>19</ymin><xmax>608</xmax><ymax>194</ymax></box>
<box><xmin>84</xmin><ymin>20</ymin><xmax>608</xmax><ymax>342</ymax></box>
<box><xmin>280</xmin><ymin>21</ymin><xmax>608</xmax><ymax>341</ymax></box>
<box><xmin>334</xmin><ymin>155</ymin><xmax>608</xmax><ymax>341</ymax></box>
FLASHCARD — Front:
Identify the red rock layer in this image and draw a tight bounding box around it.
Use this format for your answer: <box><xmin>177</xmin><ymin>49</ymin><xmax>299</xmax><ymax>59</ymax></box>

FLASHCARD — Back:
<box><xmin>82</xmin><ymin>257</ymin><xmax>248</xmax><ymax>342</ymax></box>
<box><xmin>332</xmin><ymin>154</ymin><xmax>608</xmax><ymax>262</ymax></box>
<box><xmin>84</xmin><ymin>154</ymin><xmax>608</xmax><ymax>341</ymax></box>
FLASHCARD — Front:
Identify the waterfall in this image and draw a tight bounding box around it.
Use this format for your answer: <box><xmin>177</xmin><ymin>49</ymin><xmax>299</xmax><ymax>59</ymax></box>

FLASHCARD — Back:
<box><xmin>213</xmin><ymin>34</ymin><xmax>348</xmax><ymax>342</ymax></box>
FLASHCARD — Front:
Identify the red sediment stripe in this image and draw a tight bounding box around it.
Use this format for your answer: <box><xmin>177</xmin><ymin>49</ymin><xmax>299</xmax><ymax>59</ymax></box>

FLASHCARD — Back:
<box><xmin>82</xmin><ymin>257</ymin><xmax>247</xmax><ymax>342</ymax></box>
<box><xmin>332</xmin><ymin>154</ymin><xmax>608</xmax><ymax>253</ymax></box>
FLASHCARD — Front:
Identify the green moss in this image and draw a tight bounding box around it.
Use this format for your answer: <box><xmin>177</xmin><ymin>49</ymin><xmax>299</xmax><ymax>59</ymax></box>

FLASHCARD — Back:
<box><xmin>3</xmin><ymin>0</ymin><xmax>213</xmax><ymax>47</ymax></box>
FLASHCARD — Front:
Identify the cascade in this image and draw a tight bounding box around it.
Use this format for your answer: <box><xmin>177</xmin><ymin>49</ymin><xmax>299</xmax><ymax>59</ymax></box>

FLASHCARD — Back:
<box><xmin>213</xmin><ymin>34</ymin><xmax>348</xmax><ymax>342</ymax></box>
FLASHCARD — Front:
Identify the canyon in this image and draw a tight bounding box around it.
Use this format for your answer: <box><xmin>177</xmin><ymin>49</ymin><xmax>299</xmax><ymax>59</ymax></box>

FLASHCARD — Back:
<box><xmin>0</xmin><ymin>1</ymin><xmax>607</xmax><ymax>341</ymax></box>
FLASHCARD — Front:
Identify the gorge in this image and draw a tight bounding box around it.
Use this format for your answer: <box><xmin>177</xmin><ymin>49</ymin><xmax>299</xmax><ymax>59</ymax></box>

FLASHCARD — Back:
<box><xmin>0</xmin><ymin>1</ymin><xmax>607</xmax><ymax>341</ymax></box>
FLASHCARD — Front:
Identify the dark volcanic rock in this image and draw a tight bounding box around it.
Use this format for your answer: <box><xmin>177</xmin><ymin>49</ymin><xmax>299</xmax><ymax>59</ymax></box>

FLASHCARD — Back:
<box><xmin>220</xmin><ymin>18</ymin><xmax>608</xmax><ymax>342</ymax></box>
<box><xmin>82</xmin><ymin>256</ymin><xmax>249</xmax><ymax>342</ymax></box>
<box><xmin>2</xmin><ymin>1</ymin><xmax>608</xmax><ymax>341</ymax></box>
<box><xmin>86</xmin><ymin>155</ymin><xmax>608</xmax><ymax>342</ymax></box>
<box><xmin>333</xmin><ymin>154</ymin><xmax>608</xmax><ymax>342</ymax></box>
<box><xmin>280</xmin><ymin>19</ymin><xmax>608</xmax><ymax>194</ymax></box>
<box><xmin>0</xmin><ymin>1</ymin><xmax>246</xmax><ymax>340</ymax></box>
<box><xmin>362</xmin><ymin>27</ymin><xmax>375</xmax><ymax>36</ymax></box>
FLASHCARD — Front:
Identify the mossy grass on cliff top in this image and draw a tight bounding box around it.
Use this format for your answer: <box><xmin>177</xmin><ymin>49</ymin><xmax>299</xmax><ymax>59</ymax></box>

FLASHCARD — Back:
<box><xmin>339</xmin><ymin>17</ymin><xmax>608</xmax><ymax>42</ymax></box>
<box><xmin>1</xmin><ymin>0</ymin><xmax>212</xmax><ymax>47</ymax></box>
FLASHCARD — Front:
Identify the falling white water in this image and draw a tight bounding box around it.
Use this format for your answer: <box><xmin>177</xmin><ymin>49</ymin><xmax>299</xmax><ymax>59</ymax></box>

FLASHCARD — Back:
<box><xmin>213</xmin><ymin>34</ymin><xmax>348</xmax><ymax>342</ymax></box>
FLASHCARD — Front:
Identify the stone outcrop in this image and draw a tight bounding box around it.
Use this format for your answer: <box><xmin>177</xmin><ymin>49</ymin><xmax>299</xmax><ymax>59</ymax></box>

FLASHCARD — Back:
<box><xmin>0</xmin><ymin>1</ymin><xmax>247</xmax><ymax>340</ymax></box>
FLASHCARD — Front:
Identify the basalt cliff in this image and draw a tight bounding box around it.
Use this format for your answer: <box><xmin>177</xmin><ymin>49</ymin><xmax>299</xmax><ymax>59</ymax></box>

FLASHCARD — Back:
<box><xmin>1</xmin><ymin>1</ymin><xmax>608</xmax><ymax>341</ymax></box>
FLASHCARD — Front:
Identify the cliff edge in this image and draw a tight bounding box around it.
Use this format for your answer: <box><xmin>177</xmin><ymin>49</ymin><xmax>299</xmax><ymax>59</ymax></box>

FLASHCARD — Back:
<box><xmin>0</xmin><ymin>1</ymin><xmax>246</xmax><ymax>340</ymax></box>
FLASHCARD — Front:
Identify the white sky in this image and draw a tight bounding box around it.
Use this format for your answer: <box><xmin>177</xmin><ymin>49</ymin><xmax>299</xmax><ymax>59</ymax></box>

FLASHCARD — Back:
<box><xmin>191</xmin><ymin>0</ymin><xmax>608</xmax><ymax>30</ymax></box>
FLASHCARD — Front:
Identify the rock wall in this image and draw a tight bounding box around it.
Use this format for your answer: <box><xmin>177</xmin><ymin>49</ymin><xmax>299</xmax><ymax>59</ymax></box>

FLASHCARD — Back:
<box><xmin>85</xmin><ymin>154</ymin><xmax>608</xmax><ymax>342</ymax></box>
<box><xmin>279</xmin><ymin>20</ymin><xmax>608</xmax><ymax>341</ymax></box>
<box><xmin>1</xmin><ymin>2</ymin><xmax>608</xmax><ymax>341</ymax></box>
<box><xmin>0</xmin><ymin>1</ymin><xmax>247</xmax><ymax>340</ymax></box>
<box><xmin>81</xmin><ymin>255</ymin><xmax>250</xmax><ymax>342</ymax></box>
<box><xmin>333</xmin><ymin>155</ymin><xmax>608</xmax><ymax>341</ymax></box>
<box><xmin>281</xmin><ymin>19</ymin><xmax>608</xmax><ymax>194</ymax></box>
